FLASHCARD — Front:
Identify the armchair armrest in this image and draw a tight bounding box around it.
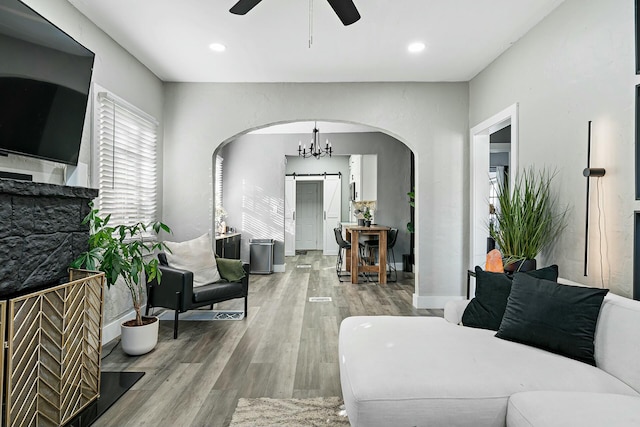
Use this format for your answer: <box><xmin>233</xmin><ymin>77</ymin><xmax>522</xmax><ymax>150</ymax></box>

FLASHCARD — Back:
<box><xmin>147</xmin><ymin>264</ymin><xmax>194</xmax><ymax>311</ymax></box>
<box><xmin>444</xmin><ymin>299</ymin><xmax>471</xmax><ymax>325</ymax></box>
<box><xmin>241</xmin><ymin>263</ymin><xmax>250</xmax><ymax>296</ymax></box>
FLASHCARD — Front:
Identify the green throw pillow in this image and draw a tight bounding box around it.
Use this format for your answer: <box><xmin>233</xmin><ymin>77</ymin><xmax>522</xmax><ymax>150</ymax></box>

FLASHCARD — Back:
<box><xmin>461</xmin><ymin>265</ymin><xmax>559</xmax><ymax>331</ymax></box>
<box><xmin>215</xmin><ymin>257</ymin><xmax>246</xmax><ymax>282</ymax></box>
<box><xmin>495</xmin><ymin>274</ymin><xmax>608</xmax><ymax>366</ymax></box>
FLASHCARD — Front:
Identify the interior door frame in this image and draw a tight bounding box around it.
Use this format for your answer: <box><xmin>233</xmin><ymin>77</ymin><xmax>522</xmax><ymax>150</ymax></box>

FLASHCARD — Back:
<box><xmin>284</xmin><ymin>176</ymin><xmax>296</xmax><ymax>256</ymax></box>
<box><xmin>469</xmin><ymin>103</ymin><xmax>519</xmax><ymax>273</ymax></box>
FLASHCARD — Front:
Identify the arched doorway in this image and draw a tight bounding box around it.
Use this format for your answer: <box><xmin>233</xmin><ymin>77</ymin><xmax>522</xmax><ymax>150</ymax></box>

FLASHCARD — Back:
<box><xmin>162</xmin><ymin>82</ymin><xmax>469</xmax><ymax>308</ymax></box>
<box><xmin>215</xmin><ymin>120</ymin><xmax>413</xmax><ymax>276</ymax></box>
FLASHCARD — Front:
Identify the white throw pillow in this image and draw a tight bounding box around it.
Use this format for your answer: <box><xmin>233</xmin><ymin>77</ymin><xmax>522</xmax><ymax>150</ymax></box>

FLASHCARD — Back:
<box><xmin>164</xmin><ymin>233</ymin><xmax>220</xmax><ymax>287</ymax></box>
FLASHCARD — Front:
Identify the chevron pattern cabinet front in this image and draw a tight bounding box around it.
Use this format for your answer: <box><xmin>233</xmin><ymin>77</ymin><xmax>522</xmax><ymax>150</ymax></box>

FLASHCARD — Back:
<box><xmin>0</xmin><ymin>300</ymin><xmax>5</xmax><ymax>411</ymax></box>
<box><xmin>4</xmin><ymin>271</ymin><xmax>105</xmax><ymax>427</ymax></box>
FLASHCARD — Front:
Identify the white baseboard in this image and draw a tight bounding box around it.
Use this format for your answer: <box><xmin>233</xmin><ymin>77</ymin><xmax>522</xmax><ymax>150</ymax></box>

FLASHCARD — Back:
<box><xmin>413</xmin><ymin>294</ymin><xmax>463</xmax><ymax>309</ymax></box>
<box><xmin>273</xmin><ymin>264</ymin><xmax>285</xmax><ymax>273</ymax></box>
<box><xmin>102</xmin><ymin>307</ymin><xmax>143</xmax><ymax>345</ymax></box>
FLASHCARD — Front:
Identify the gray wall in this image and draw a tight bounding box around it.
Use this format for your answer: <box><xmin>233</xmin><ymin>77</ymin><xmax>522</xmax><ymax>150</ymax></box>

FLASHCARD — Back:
<box><xmin>1</xmin><ymin>0</ymin><xmax>165</xmax><ymax>326</ymax></box>
<box><xmin>470</xmin><ymin>0</ymin><xmax>634</xmax><ymax>297</ymax></box>
<box><xmin>163</xmin><ymin>82</ymin><xmax>469</xmax><ymax>308</ymax></box>
<box><xmin>220</xmin><ymin>132</ymin><xmax>412</xmax><ymax>266</ymax></box>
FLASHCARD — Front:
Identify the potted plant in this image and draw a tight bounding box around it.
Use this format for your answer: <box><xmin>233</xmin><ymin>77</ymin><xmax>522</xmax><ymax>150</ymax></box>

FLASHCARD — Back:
<box><xmin>71</xmin><ymin>204</ymin><xmax>172</xmax><ymax>355</ymax></box>
<box><xmin>362</xmin><ymin>207</ymin><xmax>372</xmax><ymax>227</ymax></box>
<box><xmin>407</xmin><ymin>187</ymin><xmax>415</xmax><ymax>233</ymax></box>
<box><xmin>489</xmin><ymin>166</ymin><xmax>568</xmax><ymax>272</ymax></box>
<box><xmin>215</xmin><ymin>205</ymin><xmax>227</xmax><ymax>235</ymax></box>
<box><xmin>353</xmin><ymin>200</ymin><xmax>376</xmax><ymax>226</ymax></box>
<box><xmin>405</xmin><ymin>187</ymin><xmax>415</xmax><ymax>272</ymax></box>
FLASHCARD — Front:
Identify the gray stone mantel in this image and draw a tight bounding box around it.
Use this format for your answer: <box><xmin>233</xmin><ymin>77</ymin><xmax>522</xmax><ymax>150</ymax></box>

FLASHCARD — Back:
<box><xmin>0</xmin><ymin>178</ymin><xmax>98</xmax><ymax>297</ymax></box>
<box><xmin>0</xmin><ymin>178</ymin><xmax>98</xmax><ymax>199</ymax></box>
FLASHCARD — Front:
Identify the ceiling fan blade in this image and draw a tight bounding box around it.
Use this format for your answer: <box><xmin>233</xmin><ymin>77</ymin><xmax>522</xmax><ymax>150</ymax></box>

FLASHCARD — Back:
<box><xmin>326</xmin><ymin>0</ymin><xmax>360</xmax><ymax>26</ymax></box>
<box><xmin>229</xmin><ymin>0</ymin><xmax>263</xmax><ymax>15</ymax></box>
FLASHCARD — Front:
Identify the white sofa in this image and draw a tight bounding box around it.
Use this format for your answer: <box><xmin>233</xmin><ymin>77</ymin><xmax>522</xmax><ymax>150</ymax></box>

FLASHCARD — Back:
<box><xmin>338</xmin><ymin>286</ymin><xmax>640</xmax><ymax>426</ymax></box>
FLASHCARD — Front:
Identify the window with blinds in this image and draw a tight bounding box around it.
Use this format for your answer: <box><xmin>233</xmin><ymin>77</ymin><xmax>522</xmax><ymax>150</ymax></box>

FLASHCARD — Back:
<box><xmin>215</xmin><ymin>154</ymin><xmax>223</xmax><ymax>208</ymax></box>
<box><xmin>96</xmin><ymin>91</ymin><xmax>158</xmax><ymax>227</ymax></box>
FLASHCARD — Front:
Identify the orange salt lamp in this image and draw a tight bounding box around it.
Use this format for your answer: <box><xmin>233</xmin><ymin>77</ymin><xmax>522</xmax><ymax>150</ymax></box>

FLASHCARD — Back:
<box><xmin>485</xmin><ymin>249</ymin><xmax>504</xmax><ymax>273</ymax></box>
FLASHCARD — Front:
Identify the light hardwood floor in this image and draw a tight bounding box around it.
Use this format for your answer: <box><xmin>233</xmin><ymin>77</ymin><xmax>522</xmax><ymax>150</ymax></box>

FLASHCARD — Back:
<box><xmin>95</xmin><ymin>251</ymin><xmax>443</xmax><ymax>427</ymax></box>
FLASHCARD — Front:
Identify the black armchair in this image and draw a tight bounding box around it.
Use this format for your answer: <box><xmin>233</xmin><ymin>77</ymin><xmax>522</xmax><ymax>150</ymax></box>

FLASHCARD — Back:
<box><xmin>146</xmin><ymin>253</ymin><xmax>249</xmax><ymax>339</ymax></box>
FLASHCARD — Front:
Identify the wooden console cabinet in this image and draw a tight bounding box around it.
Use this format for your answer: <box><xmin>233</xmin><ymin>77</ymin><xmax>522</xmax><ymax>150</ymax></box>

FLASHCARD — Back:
<box><xmin>215</xmin><ymin>233</ymin><xmax>241</xmax><ymax>259</ymax></box>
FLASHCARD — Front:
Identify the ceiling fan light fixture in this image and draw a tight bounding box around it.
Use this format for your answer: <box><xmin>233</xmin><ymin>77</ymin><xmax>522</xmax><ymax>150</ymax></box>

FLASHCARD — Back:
<box><xmin>230</xmin><ymin>0</ymin><xmax>360</xmax><ymax>26</ymax></box>
<box><xmin>408</xmin><ymin>42</ymin><xmax>426</xmax><ymax>53</ymax></box>
<box><xmin>209</xmin><ymin>43</ymin><xmax>226</xmax><ymax>52</ymax></box>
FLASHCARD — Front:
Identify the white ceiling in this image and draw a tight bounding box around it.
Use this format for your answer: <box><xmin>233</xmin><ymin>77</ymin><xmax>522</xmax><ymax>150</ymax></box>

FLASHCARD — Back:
<box><xmin>67</xmin><ymin>0</ymin><xmax>566</xmax><ymax>83</ymax></box>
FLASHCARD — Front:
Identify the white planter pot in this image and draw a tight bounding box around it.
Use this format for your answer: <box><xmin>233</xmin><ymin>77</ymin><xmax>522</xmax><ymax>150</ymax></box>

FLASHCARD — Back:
<box><xmin>120</xmin><ymin>316</ymin><xmax>159</xmax><ymax>356</ymax></box>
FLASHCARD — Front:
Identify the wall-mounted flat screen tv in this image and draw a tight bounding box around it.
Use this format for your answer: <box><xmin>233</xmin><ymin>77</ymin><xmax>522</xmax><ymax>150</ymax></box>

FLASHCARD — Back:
<box><xmin>0</xmin><ymin>0</ymin><xmax>94</xmax><ymax>166</ymax></box>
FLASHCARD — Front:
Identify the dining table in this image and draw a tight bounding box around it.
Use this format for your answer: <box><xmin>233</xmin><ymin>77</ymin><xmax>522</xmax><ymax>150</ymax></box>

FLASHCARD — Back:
<box><xmin>343</xmin><ymin>224</ymin><xmax>391</xmax><ymax>284</ymax></box>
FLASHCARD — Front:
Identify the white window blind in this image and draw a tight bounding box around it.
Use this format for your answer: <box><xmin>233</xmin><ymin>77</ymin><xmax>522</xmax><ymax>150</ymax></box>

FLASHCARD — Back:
<box><xmin>215</xmin><ymin>154</ymin><xmax>223</xmax><ymax>208</ymax></box>
<box><xmin>96</xmin><ymin>92</ymin><xmax>158</xmax><ymax>227</ymax></box>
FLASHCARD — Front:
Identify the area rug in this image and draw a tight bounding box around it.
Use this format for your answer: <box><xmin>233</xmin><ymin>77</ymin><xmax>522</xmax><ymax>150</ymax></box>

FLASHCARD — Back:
<box><xmin>157</xmin><ymin>310</ymin><xmax>244</xmax><ymax>321</ymax></box>
<box><xmin>229</xmin><ymin>397</ymin><xmax>349</xmax><ymax>427</ymax></box>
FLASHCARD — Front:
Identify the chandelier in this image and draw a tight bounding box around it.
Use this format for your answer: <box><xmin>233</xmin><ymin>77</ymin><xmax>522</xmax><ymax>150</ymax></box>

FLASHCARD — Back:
<box><xmin>298</xmin><ymin>122</ymin><xmax>332</xmax><ymax>159</ymax></box>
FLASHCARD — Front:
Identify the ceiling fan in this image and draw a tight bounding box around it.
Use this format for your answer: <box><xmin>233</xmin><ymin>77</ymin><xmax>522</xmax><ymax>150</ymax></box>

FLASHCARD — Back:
<box><xmin>229</xmin><ymin>0</ymin><xmax>361</xmax><ymax>26</ymax></box>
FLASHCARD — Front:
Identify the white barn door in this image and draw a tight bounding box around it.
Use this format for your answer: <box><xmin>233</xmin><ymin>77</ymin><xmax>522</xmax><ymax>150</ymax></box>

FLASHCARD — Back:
<box><xmin>323</xmin><ymin>175</ymin><xmax>341</xmax><ymax>256</ymax></box>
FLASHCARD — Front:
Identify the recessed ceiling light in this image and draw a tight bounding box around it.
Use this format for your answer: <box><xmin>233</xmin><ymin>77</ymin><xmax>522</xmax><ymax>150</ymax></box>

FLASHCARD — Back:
<box><xmin>408</xmin><ymin>42</ymin><xmax>426</xmax><ymax>53</ymax></box>
<box><xmin>209</xmin><ymin>43</ymin><xmax>226</xmax><ymax>52</ymax></box>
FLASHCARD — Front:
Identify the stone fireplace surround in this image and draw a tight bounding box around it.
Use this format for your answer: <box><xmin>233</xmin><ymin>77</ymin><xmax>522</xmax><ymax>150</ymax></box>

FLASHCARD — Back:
<box><xmin>0</xmin><ymin>178</ymin><xmax>107</xmax><ymax>426</ymax></box>
<box><xmin>0</xmin><ymin>178</ymin><xmax>98</xmax><ymax>297</ymax></box>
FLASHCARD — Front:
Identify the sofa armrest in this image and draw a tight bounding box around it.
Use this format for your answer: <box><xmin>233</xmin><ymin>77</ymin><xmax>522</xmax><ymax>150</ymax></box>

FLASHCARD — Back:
<box><xmin>444</xmin><ymin>299</ymin><xmax>471</xmax><ymax>324</ymax></box>
<box><xmin>147</xmin><ymin>264</ymin><xmax>194</xmax><ymax>311</ymax></box>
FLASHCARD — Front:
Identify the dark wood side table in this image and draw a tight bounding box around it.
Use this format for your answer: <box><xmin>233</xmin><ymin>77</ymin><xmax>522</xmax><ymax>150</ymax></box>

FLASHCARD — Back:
<box><xmin>215</xmin><ymin>232</ymin><xmax>241</xmax><ymax>259</ymax></box>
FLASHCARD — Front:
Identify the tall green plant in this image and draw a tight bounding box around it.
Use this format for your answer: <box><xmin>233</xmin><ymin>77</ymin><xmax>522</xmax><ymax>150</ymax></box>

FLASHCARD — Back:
<box><xmin>489</xmin><ymin>167</ymin><xmax>568</xmax><ymax>266</ymax></box>
<box><xmin>71</xmin><ymin>205</ymin><xmax>171</xmax><ymax>326</ymax></box>
<box><xmin>407</xmin><ymin>187</ymin><xmax>415</xmax><ymax>233</ymax></box>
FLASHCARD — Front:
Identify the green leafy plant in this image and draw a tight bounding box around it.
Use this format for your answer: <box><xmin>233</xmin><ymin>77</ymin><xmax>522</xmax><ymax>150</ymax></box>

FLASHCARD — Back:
<box><xmin>407</xmin><ymin>187</ymin><xmax>415</xmax><ymax>233</ymax></box>
<box><xmin>489</xmin><ymin>167</ymin><xmax>568</xmax><ymax>268</ymax></box>
<box><xmin>71</xmin><ymin>205</ymin><xmax>172</xmax><ymax>326</ymax></box>
<box><xmin>362</xmin><ymin>207</ymin><xmax>372</xmax><ymax>221</ymax></box>
<box><xmin>353</xmin><ymin>200</ymin><xmax>376</xmax><ymax>222</ymax></box>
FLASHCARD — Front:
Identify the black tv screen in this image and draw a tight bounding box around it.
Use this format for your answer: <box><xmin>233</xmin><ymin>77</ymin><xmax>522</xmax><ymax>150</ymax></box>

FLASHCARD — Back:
<box><xmin>0</xmin><ymin>0</ymin><xmax>94</xmax><ymax>165</ymax></box>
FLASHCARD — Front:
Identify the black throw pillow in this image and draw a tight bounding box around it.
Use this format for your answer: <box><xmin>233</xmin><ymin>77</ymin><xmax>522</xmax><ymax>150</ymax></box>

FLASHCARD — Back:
<box><xmin>495</xmin><ymin>274</ymin><xmax>608</xmax><ymax>366</ymax></box>
<box><xmin>461</xmin><ymin>265</ymin><xmax>559</xmax><ymax>331</ymax></box>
